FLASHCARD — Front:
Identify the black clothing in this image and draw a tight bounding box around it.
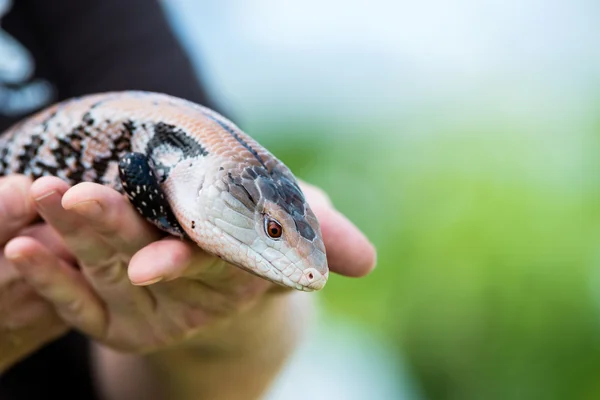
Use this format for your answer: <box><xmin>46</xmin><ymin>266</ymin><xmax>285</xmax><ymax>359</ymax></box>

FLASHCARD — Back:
<box><xmin>0</xmin><ymin>1</ymin><xmax>213</xmax><ymax>398</ymax></box>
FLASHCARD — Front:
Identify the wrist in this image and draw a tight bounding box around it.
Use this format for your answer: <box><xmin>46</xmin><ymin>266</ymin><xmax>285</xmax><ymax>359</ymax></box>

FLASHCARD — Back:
<box><xmin>92</xmin><ymin>291</ymin><xmax>315</xmax><ymax>400</ymax></box>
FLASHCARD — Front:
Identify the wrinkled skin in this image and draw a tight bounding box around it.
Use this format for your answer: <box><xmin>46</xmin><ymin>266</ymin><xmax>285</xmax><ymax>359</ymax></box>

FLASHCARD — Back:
<box><xmin>0</xmin><ymin>175</ymin><xmax>376</xmax><ymax>360</ymax></box>
<box><xmin>0</xmin><ymin>176</ymin><xmax>70</xmax><ymax>372</ymax></box>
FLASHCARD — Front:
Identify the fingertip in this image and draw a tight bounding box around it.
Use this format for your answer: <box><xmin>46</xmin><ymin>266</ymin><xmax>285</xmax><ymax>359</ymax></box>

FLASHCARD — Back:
<box><xmin>30</xmin><ymin>176</ymin><xmax>70</xmax><ymax>200</ymax></box>
<box><xmin>61</xmin><ymin>182</ymin><xmax>121</xmax><ymax>210</ymax></box>
<box><xmin>4</xmin><ymin>237</ymin><xmax>61</xmax><ymax>287</ymax></box>
<box><xmin>5</xmin><ymin>232</ymin><xmax>106</xmax><ymax>338</ymax></box>
<box><xmin>4</xmin><ymin>236</ymin><xmax>40</xmax><ymax>262</ymax></box>
<box><xmin>357</xmin><ymin>240</ymin><xmax>378</xmax><ymax>276</ymax></box>
<box><xmin>320</xmin><ymin>209</ymin><xmax>377</xmax><ymax>277</ymax></box>
<box><xmin>301</xmin><ymin>181</ymin><xmax>377</xmax><ymax>277</ymax></box>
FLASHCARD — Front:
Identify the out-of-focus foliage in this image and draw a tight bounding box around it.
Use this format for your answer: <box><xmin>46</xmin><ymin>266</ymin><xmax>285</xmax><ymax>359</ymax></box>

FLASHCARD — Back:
<box><xmin>254</xmin><ymin>117</ymin><xmax>595</xmax><ymax>400</ymax></box>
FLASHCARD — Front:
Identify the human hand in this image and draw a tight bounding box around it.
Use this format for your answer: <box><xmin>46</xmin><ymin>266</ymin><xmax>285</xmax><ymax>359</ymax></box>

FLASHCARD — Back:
<box><xmin>0</xmin><ymin>176</ymin><xmax>74</xmax><ymax>373</ymax></box>
<box><xmin>5</xmin><ymin>177</ymin><xmax>376</xmax><ymax>353</ymax></box>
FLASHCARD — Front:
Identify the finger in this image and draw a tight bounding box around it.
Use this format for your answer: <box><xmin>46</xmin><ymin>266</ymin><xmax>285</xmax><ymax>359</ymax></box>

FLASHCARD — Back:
<box><xmin>61</xmin><ymin>182</ymin><xmax>162</xmax><ymax>255</ymax></box>
<box><xmin>30</xmin><ymin>177</ymin><xmax>116</xmax><ymax>262</ymax></box>
<box><xmin>0</xmin><ymin>274</ymin><xmax>65</xmax><ymax>340</ymax></box>
<box><xmin>318</xmin><ymin>208</ymin><xmax>377</xmax><ymax>276</ymax></box>
<box><xmin>0</xmin><ymin>175</ymin><xmax>38</xmax><ymax>244</ymax></box>
<box><xmin>31</xmin><ymin>177</ymin><xmax>138</xmax><ymax>295</ymax></box>
<box><xmin>128</xmin><ymin>238</ymin><xmax>205</xmax><ymax>285</ymax></box>
<box><xmin>18</xmin><ymin>222</ymin><xmax>75</xmax><ymax>265</ymax></box>
<box><xmin>129</xmin><ymin>236</ymin><xmax>266</xmax><ymax>294</ymax></box>
<box><xmin>132</xmin><ymin>247</ymin><xmax>269</xmax><ymax>319</ymax></box>
<box><xmin>300</xmin><ymin>182</ymin><xmax>377</xmax><ymax>277</ymax></box>
<box><xmin>5</xmin><ymin>236</ymin><xmax>107</xmax><ymax>338</ymax></box>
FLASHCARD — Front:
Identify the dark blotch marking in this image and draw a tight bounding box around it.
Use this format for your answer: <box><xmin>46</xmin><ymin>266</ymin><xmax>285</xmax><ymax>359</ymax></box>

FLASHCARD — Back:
<box><xmin>11</xmin><ymin>131</ymin><xmax>63</xmax><ymax>179</ymax></box>
<box><xmin>13</xmin><ymin>115</ymin><xmax>135</xmax><ymax>184</ymax></box>
<box><xmin>82</xmin><ymin>112</ymin><xmax>95</xmax><ymax>126</ymax></box>
<box><xmin>41</xmin><ymin>110</ymin><xmax>58</xmax><ymax>132</ymax></box>
<box><xmin>0</xmin><ymin>146</ymin><xmax>10</xmax><ymax>174</ymax></box>
<box><xmin>227</xmin><ymin>172</ymin><xmax>256</xmax><ymax>211</ymax></box>
<box><xmin>146</xmin><ymin>122</ymin><xmax>208</xmax><ymax>158</ymax></box>
<box><xmin>256</xmin><ymin>178</ymin><xmax>277</xmax><ymax>201</ymax></box>
<box><xmin>122</xmin><ymin>119</ymin><xmax>136</xmax><ymax>136</ymax></box>
<box><xmin>144</xmin><ymin>122</ymin><xmax>208</xmax><ymax>182</ymax></box>
<box><xmin>267</xmin><ymin>172</ymin><xmax>316</xmax><ymax>241</ymax></box>
<box><xmin>16</xmin><ymin>135</ymin><xmax>44</xmax><ymax>173</ymax></box>
<box><xmin>243</xmin><ymin>168</ymin><xmax>258</xmax><ymax>180</ymax></box>
<box><xmin>226</xmin><ymin>164</ymin><xmax>316</xmax><ymax>241</ymax></box>
<box><xmin>294</xmin><ymin>219</ymin><xmax>316</xmax><ymax>241</ymax></box>
<box><xmin>55</xmin><ymin>133</ymin><xmax>85</xmax><ymax>181</ymax></box>
<box><xmin>119</xmin><ymin>152</ymin><xmax>187</xmax><ymax>238</ymax></box>
<box><xmin>231</xmin><ymin>184</ymin><xmax>256</xmax><ymax>211</ymax></box>
<box><xmin>91</xmin><ymin>123</ymin><xmax>134</xmax><ymax>183</ymax></box>
<box><xmin>89</xmin><ymin>99</ymin><xmax>105</xmax><ymax>110</ymax></box>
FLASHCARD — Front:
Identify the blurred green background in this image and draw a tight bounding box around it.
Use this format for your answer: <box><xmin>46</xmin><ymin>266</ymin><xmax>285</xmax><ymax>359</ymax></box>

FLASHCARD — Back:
<box><xmin>259</xmin><ymin>113</ymin><xmax>591</xmax><ymax>400</ymax></box>
<box><xmin>165</xmin><ymin>1</ymin><xmax>597</xmax><ymax>399</ymax></box>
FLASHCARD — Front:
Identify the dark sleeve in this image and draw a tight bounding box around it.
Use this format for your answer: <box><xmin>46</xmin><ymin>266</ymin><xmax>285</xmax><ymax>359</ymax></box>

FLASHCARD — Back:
<box><xmin>0</xmin><ymin>0</ymin><xmax>216</xmax><ymax>130</ymax></box>
<box><xmin>0</xmin><ymin>1</ymin><xmax>215</xmax><ymax>399</ymax></box>
<box><xmin>0</xmin><ymin>332</ymin><xmax>100</xmax><ymax>400</ymax></box>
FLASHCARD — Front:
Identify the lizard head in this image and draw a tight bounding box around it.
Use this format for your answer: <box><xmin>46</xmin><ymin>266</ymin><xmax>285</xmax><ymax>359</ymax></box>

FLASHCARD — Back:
<box><xmin>205</xmin><ymin>162</ymin><xmax>329</xmax><ymax>291</ymax></box>
<box><xmin>167</xmin><ymin>157</ymin><xmax>329</xmax><ymax>291</ymax></box>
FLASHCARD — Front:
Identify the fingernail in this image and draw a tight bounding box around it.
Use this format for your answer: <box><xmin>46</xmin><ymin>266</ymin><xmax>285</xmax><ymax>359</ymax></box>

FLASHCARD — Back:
<box><xmin>66</xmin><ymin>200</ymin><xmax>103</xmax><ymax>219</ymax></box>
<box><xmin>34</xmin><ymin>190</ymin><xmax>58</xmax><ymax>202</ymax></box>
<box><xmin>34</xmin><ymin>190</ymin><xmax>59</xmax><ymax>210</ymax></box>
<box><xmin>132</xmin><ymin>276</ymin><xmax>163</xmax><ymax>286</ymax></box>
<box><xmin>5</xmin><ymin>252</ymin><xmax>27</xmax><ymax>263</ymax></box>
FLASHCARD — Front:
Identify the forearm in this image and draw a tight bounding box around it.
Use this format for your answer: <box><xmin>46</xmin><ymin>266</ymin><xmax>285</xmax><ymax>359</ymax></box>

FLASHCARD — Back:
<box><xmin>92</xmin><ymin>291</ymin><xmax>314</xmax><ymax>400</ymax></box>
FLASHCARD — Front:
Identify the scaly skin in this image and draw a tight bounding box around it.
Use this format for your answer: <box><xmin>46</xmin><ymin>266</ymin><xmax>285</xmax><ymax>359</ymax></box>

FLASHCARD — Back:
<box><xmin>0</xmin><ymin>91</ymin><xmax>328</xmax><ymax>291</ymax></box>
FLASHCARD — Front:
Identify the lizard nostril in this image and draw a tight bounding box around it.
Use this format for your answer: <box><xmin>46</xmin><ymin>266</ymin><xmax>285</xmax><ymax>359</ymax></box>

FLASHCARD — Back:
<box><xmin>304</xmin><ymin>268</ymin><xmax>321</xmax><ymax>283</ymax></box>
<box><xmin>302</xmin><ymin>268</ymin><xmax>327</xmax><ymax>290</ymax></box>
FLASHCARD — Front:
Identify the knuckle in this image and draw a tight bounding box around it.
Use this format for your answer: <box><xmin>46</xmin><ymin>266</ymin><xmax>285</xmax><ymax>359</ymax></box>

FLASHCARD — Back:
<box><xmin>27</xmin><ymin>275</ymin><xmax>55</xmax><ymax>298</ymax></box>
<box><xmin>62</xmin><ymin>296</ymin><xmax>85</xmax><ymax>314</ymax></box>
<box><xmin>86</xmin><ymin>221</ymin><xmax>119</xmax><ymax>237</ymax></box>
<box><xmin>83</xmin><ymin>256</ymin><xmax>128</xmax><ymax>285</ymax></box>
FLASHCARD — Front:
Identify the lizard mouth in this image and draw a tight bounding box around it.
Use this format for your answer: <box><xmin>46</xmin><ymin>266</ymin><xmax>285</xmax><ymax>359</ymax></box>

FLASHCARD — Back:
<box><xmin>186</xmin><ymin>223</ymin><xmax>319</xmax><ymax>291</ymax></box>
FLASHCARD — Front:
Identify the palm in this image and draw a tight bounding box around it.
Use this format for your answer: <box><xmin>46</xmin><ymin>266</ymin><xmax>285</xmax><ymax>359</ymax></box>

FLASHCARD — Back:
<box><xmin>5</xmin><ymin>176</ymin><xmax>375</xmax><ymax>353</ymax></box>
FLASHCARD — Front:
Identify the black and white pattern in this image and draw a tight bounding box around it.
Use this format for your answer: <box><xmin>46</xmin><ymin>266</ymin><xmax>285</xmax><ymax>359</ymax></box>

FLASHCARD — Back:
<box><xmin>118</xmin><ymin>152</ymin><xmax>186</xmax><ymax>237</ymax></box>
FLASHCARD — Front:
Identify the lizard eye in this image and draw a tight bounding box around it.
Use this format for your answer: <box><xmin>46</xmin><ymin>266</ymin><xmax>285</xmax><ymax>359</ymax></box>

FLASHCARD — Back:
<box><xmin>265</xmin><ymin>217</ymin><xmax>283</xmax><ymax>239</ymax></box>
